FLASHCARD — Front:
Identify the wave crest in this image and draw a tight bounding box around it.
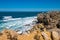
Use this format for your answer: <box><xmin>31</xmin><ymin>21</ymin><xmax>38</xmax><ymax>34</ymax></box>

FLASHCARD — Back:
<box><xmin>0</xmin><ymin>16</ymin><xmax>37</xmax><ymax>34</ymax></box>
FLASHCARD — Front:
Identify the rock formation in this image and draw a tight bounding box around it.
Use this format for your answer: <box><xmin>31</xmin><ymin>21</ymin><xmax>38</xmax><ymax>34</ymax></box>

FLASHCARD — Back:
<box><xmin>0</xmin><ymin>11</ymin><xmax>60</xmax><ymax>40</ymax></box>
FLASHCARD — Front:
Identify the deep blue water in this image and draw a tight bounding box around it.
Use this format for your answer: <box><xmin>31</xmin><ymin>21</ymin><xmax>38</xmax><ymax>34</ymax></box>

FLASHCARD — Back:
<box><xmin>0</xmin><ymin>11</ymin><xmax>47</xmax><ymax>19</ymax></box>
<box><xmin>0</xmin><ymin>12</ymin><xmax>39</xmax><ymax>19</ymax></box>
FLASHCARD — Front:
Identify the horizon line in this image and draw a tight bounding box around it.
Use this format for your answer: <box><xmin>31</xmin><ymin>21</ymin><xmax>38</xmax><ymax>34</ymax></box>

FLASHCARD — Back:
<box><xmin>0</xmin><ymin>8</ymin><xmax>60</xmax><ymax>12</ymax></box>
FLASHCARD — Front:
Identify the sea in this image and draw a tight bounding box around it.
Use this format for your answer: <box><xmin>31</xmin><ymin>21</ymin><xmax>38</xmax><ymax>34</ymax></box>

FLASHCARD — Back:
<box><xmin>0</xmin><ymin>11</ymin><xmax>46</xmax><ymax>34</ymax></box>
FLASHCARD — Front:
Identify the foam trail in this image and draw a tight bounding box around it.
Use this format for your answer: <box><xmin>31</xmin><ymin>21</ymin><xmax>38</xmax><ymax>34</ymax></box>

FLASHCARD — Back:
<box><xmin>0</xmin><ymin>16</ymin><xmax>37</xmax><ymax>34</ymax></box>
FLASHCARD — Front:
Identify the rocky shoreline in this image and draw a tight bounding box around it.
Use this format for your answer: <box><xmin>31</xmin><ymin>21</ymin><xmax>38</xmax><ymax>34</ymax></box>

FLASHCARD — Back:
<box><xmin>0</xmin><ymin>11</ymin><xmax>60</xmax><ymax>40</ymax></box>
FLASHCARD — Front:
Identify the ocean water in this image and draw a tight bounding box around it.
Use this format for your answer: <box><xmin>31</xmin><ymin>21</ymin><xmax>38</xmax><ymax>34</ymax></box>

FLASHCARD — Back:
<box><xmin>0</xmin><ymin>12</ymin><xmax>40</xmax><ymax>19</ymax></box>
<box><xmin>0</xmin><ymin>12</ymin><xmax>43</xmax><ymax>34</ymax></box>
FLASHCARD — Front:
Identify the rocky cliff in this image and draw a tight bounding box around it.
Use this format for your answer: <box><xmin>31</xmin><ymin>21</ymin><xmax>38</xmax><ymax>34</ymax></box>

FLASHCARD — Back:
<box><xmin>0</xmin><ymin>11</ymin><xmax>60</xmax><ymax>40</ymax></box>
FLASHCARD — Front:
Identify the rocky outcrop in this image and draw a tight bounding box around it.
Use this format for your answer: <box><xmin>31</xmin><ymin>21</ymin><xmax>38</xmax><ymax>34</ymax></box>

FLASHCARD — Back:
<box><xmin>37</xmin><ymin>11</ymin><xmax>60</xmax><ymax>29</ymax></box>
<box><xmin>0</xmin><ymin>30</ymin><xmax>18</xmax><ymax>40</ymax></box>
<box><xmin>0</xmin><ymin>11</ymin><xmax>60</xmax><ymax>40</ymax></box>
<box><xmin>0</xmin><ymin>28</ymin><xmax>60</xmax><ymax>40</ymax></box>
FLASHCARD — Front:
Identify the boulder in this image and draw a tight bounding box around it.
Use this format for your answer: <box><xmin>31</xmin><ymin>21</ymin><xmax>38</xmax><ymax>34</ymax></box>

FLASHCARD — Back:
<box><xmin>51</xmin><ymin>31</ymin><xmax>59</xmax><ymax>40</ymax></box>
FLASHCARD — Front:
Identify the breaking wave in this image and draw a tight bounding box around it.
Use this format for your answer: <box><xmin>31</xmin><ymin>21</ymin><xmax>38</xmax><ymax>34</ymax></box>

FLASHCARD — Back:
<box><xmin>0</xmin><ymin>16</ymin><xmax>37</xmax><ymax>34</ymax></box>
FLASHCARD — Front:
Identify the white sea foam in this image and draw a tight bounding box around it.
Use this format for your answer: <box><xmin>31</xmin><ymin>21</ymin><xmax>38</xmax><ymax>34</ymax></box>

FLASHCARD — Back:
<box><xmin>0</xmin><ymin>16</ymin><xmax>37</xmax><ymax>34</ymax></box>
